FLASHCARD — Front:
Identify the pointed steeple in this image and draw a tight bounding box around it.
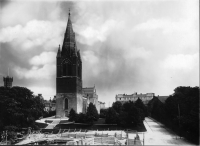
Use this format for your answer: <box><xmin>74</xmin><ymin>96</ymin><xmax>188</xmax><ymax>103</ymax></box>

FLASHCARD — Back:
<box><xmin>57</xmin><ymin>45</ymin><xmax>61</xmax><ymax>57</ymax></box>
<box><xmin>65</xmin><ymin>9</ymin><xmax>74</xmax><ymax>38</ymax></box>
<box><xmin>62</xmin><ymin>9</ymin><xmax>77</xmax><ymax>57</ymax></box>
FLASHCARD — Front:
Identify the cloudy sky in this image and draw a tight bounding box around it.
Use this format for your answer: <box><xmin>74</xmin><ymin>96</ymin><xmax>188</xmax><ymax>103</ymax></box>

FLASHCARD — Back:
<box><xmin>0</xmin><ymin>0</ymin><xmax>199</xmax><ymax>106</ymax></box>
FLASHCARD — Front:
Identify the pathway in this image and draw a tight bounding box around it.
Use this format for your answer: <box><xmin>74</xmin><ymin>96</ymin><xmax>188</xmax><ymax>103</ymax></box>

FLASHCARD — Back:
<box><xmin>141</xmin><ymin>117</ymin><xmax>195</xmax><ymax>145</ymax></box>
<box><xmin>45</xmin><ymin>120</ymin><xmax>60</xmax><ymax>129</ymax></box>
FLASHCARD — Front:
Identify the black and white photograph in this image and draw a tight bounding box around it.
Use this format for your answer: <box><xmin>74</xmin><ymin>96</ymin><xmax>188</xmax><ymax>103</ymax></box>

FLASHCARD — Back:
<box><xmin>0</xmin><ymin>0</ymin><xmax>199</xmax><ymax>145</ymax></box>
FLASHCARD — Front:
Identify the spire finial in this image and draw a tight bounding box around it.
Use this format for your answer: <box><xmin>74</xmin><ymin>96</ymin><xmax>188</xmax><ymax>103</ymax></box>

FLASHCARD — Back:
<box><xmin>59</xmin><ymin>44</ymin><xmax>60</xmax><ymax>49</ymax></box>
<box><xmin>69</xmin><ymin>8</ymin><xmax>70</xmax><ymax>16</ymax></box>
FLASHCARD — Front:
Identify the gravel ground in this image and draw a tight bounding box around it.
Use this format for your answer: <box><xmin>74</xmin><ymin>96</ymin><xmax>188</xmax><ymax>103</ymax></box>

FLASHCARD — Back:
<box><xmin>139</xmin><ymin>117</ymin><xmax>195</xmax><ymax>145</ymax></box>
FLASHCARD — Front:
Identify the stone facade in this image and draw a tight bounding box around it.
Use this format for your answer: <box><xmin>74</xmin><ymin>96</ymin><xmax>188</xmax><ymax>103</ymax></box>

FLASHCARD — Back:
<box><xmin>115</xmin><ymin>92</ymin><xmax>154</xmax><ymax>105</ymax></box>
<box><xmin>56</xmin><ymin>11</ymin><xmax>83</xmax><ymax>118</ymax></box>
<box><xmin>56</xmin><ymin>93</ymin><xmax>85</xmax><ymax>117</ymax></box>
<box><xmin>82</xmin><ymin>86</ymin><xmax>105</xmax><ymax>113</ymax></box>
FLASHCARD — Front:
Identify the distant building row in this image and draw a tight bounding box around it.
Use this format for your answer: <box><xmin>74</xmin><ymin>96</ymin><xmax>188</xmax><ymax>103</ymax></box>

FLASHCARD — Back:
<box><xmin>115</xmin><ymin>92</ymin><xmax>154</xmax><ymax>105</ymax></box>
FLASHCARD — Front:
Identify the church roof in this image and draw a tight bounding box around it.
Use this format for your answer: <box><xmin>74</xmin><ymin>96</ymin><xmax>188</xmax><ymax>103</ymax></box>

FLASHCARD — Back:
<box><xmin>61</xmin><ymin>10</ymin><xmax>78</xmax><ymax>57</ymax></box>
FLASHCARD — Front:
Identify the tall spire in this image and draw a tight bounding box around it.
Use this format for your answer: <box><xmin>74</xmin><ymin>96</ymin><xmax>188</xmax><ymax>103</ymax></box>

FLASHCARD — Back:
<box><xmin>61</xmin><ymin>8</ymin><xmax>77</xmax><ymax>56</ymax></box>
<box><xmin>65</xmin><ymin>8</ymin><xmax>74</xmax><ymax>37</ymax></box>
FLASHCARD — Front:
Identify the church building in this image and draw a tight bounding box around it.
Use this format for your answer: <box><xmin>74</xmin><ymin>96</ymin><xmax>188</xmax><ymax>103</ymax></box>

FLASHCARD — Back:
<box><xmin>56</xmin><ymin>11</ymin><xmax>101</xmax><ymax>118</ymax></box>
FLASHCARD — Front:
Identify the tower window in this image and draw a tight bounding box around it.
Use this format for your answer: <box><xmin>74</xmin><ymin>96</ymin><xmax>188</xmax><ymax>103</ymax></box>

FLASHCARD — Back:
<box><xmin>65</xmin><ymin>98</ymin><xmax>68</xmax><ymax>109</ymax></box>
<box><xmin>63</xmin><ymin>63</ymin><xmax>67</xmax><ymax>76</ymax></box>
<box><xmin>67</xmin><ymin>64</ymin><xmax>72</xmax><ymax>76</ymax></box>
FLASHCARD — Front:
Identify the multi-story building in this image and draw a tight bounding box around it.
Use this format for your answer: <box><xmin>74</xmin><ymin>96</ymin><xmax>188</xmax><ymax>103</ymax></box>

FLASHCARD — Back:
<box><xmin>115</xmin><ymin>92</ymin><xmax>154</xmax><ymax>105</ymax></box>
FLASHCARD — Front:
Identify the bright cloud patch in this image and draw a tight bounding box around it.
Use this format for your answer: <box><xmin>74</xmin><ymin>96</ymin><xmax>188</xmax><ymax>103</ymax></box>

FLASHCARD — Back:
<box><xmin>75</xmin><ymin>19</ymin><xmax>117</xmax><ymax>46</ymax></box>
<box><xmin>0</xmin><ymin>20</ymin><xmax>65</xmax><ymax>50</ymax></box>
<box><xmin>29</xmin><ymin>52</ymin><xmax>56</xmax><ymax>66</ymax></box>
<box><xmin>14</xmin><ymin>64</ymin><xmax>56</xmax><ymax>79</ymax></box>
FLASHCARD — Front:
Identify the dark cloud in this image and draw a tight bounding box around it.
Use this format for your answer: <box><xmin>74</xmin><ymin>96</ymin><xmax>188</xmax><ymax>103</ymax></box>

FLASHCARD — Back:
<box><xmin>0</xmin><ymin>0</ymin><xmax>198</xmax><ymax>106</ymax></box>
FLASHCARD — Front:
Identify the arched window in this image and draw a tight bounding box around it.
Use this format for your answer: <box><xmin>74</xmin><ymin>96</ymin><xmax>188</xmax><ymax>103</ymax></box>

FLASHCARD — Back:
<box><xmin>65</xmin><ymin>98</ymin><xmax>68</xmax><ymax>110</ymax></box>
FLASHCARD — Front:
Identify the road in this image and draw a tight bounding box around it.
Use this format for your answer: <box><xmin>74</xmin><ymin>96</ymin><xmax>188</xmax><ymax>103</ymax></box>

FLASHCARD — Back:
<box><xmin>140</xmin><ymin>117</ymin><xmax>195</xmax><ymax>145</ymax></box>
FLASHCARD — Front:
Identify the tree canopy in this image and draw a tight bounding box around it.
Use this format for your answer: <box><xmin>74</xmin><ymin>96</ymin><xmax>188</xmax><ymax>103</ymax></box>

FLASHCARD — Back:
<box><xmin>112</xmin><ymin>101</ymin><xmax>122</xmax><ymax>114</ymax></box>
<box><xmin>105</xmin><ymin>107</ymin><xmax>117</xmax><ymax>124</ymax></box>
<box><xmin>148</xmin><ymin>86</ymin><xmax>199</xmax><ymax>144</ymax></box>
<box><xmin>68</xmin><ymin>108</ymin><xmax>77</xmax><ymax>122</ymax></box>
<box><xmin>86</xmin><ymin>103</ymin><xmax>99</xmax><ymax>124</ymax></box>
<box><xmin>105</xmin><ymin>101</ymin><xmax>143</xmax><ymax>127</ymax></box>
<box><xmin>135</xmin><ymin>98</ymin><xmax>148</xmax><ymax>117</ymax></box>
<box><xmin>0</xmin><ymin>86</ymin><xmax>45</xmax><ymax>131</ymax></box>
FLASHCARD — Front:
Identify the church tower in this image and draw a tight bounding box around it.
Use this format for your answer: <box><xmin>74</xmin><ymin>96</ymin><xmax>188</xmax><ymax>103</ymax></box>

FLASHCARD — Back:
<box><xmin>56</xmin><ymin>11</ymin><xmax>83</xmax><ymax>118</ymax></box>
<box><xmin>3</xmin><ymin>76</ymin><xmax>13</xmax><ymax>88</ymax></box>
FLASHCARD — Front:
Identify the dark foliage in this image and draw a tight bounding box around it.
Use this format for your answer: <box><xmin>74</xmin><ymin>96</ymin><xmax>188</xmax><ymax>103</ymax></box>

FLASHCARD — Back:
<box><xmin>148</xmin><ymin>86</ymin><xmax>199</xmax><ymax>144</ymax></box>
<box><xmin>0</xmin><ymin>86</ymin><xmax>45</xmax><ymax>131</ymax></box>
<box><xmin>68</xmin><ymin>108</ymin><xmax>77</xmax><ymax>122</ymax></box>
<box><xmin>0</xmin><ymin>86</ymin><xmax>45</xmax><ymax>142</ymax></box>
<box><xmin>86</xmin><ymin>103</ymin><xmax>99</xmax><ymax>124</ymax></box>
<box><xmin>100</xmin><ymin>109</ymin><xmax>108</xmax><ymax>118</ymax></box>
<box><xmin>135</xmin><ymin>98</ymin><xmax>148</xmax><ymax>117</ymax></box>
<box><xmin>43</xmin><ymin>110</ymin><xmax>56</xmax><ymax>118</ymax></box>
<box><xmin>112</xmin><ymin>101</ymin><xmax>122</xmax><ymax>114</ymax></box>
<box><xmin>105</xmin><ymin>107</ymin><xmax>117</xmax><ymax>124</ymax></box>
<box><xmin>76</xmin><ymin>113</ymin><xmax>87</xmax><ymax>123</ymax></box>
<box><xmin>105</xmin><ymin>101</ymin><xmax>143</xmax><ymax>127</ymax></box>
<box><xmin>119</xmin><ymin>101</ymin><xmax>142</xmax><ymax>127</ymax></box>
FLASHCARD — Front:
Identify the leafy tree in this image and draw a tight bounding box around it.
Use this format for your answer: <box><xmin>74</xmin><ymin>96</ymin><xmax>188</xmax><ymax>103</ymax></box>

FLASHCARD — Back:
<box><xmin>148</xmin><ymin>86</ymin><xmax>199</xmax><ymax>144</ymax></box>
<box><xmin>100</xmin><ymin>109</ymin><xmax>108</xmax><ymax>118</ymax></box>
<box><xmin>43</xmin><ymin>110</ymin><xmax>56</xmax><ymax>118</ymax></box>
<box><xmin>165</xmin><ymin>86</ymin><xmax>199</xmax><ymax>143</ymax></box>
<box><xmin>0</xmin><ymin>86</ymin><xmax>45</xmax><ymax>131</ymax></box>
<box><xmin>118</xmin><ymin>101</ymin><xmax>142</xmax><ymax>127</ymax></box>
<box><xmin>112</xmin><ymin>101</ymin><xmax>122</xmax><ymax>114</ymax></box>
<box><xmin>135</xmin><ymin>98</ymin><xmax>148</xmax><ymax>117</ymax></box>
<box><xmin>76</xmin><ymin>113</ymin><xmax>87</xmax><ymax>123</ymax></box>
<box><xmin>69</xmin><ymin>108</ymin><xmax>77</xmax><ymax>122</ymax></box>
<box><xmin>86</xmin><ymin>103</ymin><xmax>99</xmax><ymax>124</ymax></box>
<box><xmin>105</xmin><ymin>107</ymin><xmax>117</xmax><ymax>124</ymax></box>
